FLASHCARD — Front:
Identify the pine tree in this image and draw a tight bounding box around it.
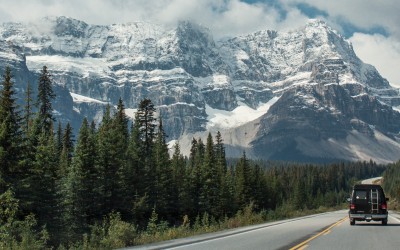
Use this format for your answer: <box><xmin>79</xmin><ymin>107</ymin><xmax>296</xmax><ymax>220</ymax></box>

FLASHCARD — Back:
<box><xmin>136</xmin><ymin>99</ymin><xmax>156</xmax><ymax>156</ymax></box>
<box><xmin>126</xmin><ymin>119</ymin><xmax>148</xmax><ymax>224</ymax></box>
<box><xmin>61</xmin><ymin>118</ymin><xmax>98</xmax><ymax>243</ymax></box>
<box><xmin>220</xmin><ymin>166</ymin><xmax>237</xmax><ymax>216</ymax></box>
<box><xmin>126</xmin><ymin>119</ymin><xmax>143</xmax><ymax>199</ymax></box>
<box><xmin>214</xmin><ymin>131</ymin><xmax>226</xmax><ymax>175</ymax></box>
<box><xmin>56</xmin><ymin>122</ymin><xmax>63</xmax><ymax>155</ymax></box>
<box><xmin>171</xmin><ymin>141</ymin><xmax>190</xmax><ymax>216</ymax></box>
<box><xmin>59</xmin><ymin>122</ymin><xmax>74</xmax><ymax>177</ymax></box>
<box><xmin>189</xmin><ymin>137</ymin><xmax>198</xmax><ymax>169</ymax></box>
<box><xmin>135</xmin><ymin>99</ymin><xmax>157</xmax><ymax>206</ymax></box>
<box><xmin>111</xmin><ymin>98</ymin><xmax>129</xmax><ymax>215</ymax></box>
<box><xmin>235</xmin><ymin>151</ymin><xmax>252</xmax><ymax>209</ymax></box>
<box><xmin>36</xmin><ymin>66</ymin><xmax>55</xmax><ymax>134</ymax></box>
<box><xmin>0</xmin><ymin>66</ymin><xmax>21</xmax><ymax>193</ymax></box>
<box><xmin>22</xmin><ymin>81</ymin><xmax>33</xmax><ymax>134</ymax></box>
<box><xmin>18</xmin><ymin>82</ymin><xmax>36</xmax><ymax>214</ymax></box>
<box><xmin>190</xmin><ymin>138</ymin><xmax>204</xmax><ymax>215</ymax></box>
<box><xmin>96</xmin><ymin>104</ymin><xmax>119</xmax><ymax>215</ymax></box>
<box><xmin>214</xmin><ymin>132</ymin><xmax>230</xmax><ymax>216</ymax></box>
<box><xmin>28</xmin><ymin>125</ymin><xmax>59</xmax><ymax>242</ymax></box>
<box><xmin>199</xmin><ymin>133</ymin><xmax>220</xmax><ymax>216</ymax></box>
<box><xmin>153</xmin><ymin>119</ymin><xmax>174</xmax><ymax>220</ymax></box>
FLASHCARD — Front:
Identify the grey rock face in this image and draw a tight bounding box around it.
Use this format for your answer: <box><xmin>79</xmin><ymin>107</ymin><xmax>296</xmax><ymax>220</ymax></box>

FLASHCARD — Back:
<box><xmin>251</xmin><ymin>83</ymin><xmax>400</xmax><ymax>162</ymax></box>
<box><xmin>310</xmin><ymin>59</ymin><xmax>346</xmax><ymax>84</ymax></box>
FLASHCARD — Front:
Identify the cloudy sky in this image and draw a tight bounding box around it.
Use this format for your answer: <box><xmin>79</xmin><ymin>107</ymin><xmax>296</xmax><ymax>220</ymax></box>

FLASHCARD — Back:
<box><xmin>0</xmin><ymin>0</ymin><xmax>399</xmax><ymax>87</ymax></box>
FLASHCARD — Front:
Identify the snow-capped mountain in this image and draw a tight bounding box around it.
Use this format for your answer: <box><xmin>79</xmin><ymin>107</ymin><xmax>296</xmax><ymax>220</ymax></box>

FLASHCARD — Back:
<box><xmin>1</xmin><ymin>16</ymin><xmax>400</xmax><ymax>163</ymax></box>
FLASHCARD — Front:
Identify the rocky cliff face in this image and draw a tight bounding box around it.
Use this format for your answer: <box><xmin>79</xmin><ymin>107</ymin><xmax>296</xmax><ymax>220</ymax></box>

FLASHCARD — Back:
<box><xmin>250</xmin><ymin>83</ymin><xmax>400</xmax><ymax>163</ymax></box>
<box><xmin>1</xmin><ymin>17</ymin><xmax>400</xmax><ymax>163</ymax></box>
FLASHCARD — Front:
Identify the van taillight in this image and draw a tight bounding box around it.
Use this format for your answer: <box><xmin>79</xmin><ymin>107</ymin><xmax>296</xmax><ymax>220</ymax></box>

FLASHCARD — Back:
<box><xmin>350</xmin><ymin>204</ymin><xmax>355</xmax><ymax>209</ymax></box>
<box><xmin>382</xmin><ymin>203</ymin><xmax>387</xmax><ymax>210</ymax></box>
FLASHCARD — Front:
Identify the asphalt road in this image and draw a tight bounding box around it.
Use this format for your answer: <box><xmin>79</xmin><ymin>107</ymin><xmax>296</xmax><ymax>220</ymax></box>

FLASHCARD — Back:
<box><xmin>127</xmin><ymin>210</ymin><xmax>400</xmax><ymax>250</ymax></box>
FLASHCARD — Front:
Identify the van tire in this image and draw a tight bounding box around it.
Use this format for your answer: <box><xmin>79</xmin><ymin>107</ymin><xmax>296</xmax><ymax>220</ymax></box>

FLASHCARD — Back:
<box><xmin>382</xmin><ymin>219</ymin><xmax>387</xmax><ymax>225</ymax></box>
<box><xmin>350</xmin><ymin>219</ymin><xmax>355</xmax><ymax>225</ymax></box>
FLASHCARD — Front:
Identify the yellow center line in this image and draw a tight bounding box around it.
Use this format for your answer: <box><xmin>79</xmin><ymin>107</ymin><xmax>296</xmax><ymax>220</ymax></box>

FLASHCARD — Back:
<box><xmin>298</xmin><ymin>245</ymin><xmax>308</xmax><ymax>250</ymax></box>
<box><xmin>323</xmin><ymin>230</ymin><xmax>331</xmax><ymax>235</ymax></box>
<box><xmin>289</xmin><ymin>216</ymin><xmax>348</xmax><ymax>250</ymax></box>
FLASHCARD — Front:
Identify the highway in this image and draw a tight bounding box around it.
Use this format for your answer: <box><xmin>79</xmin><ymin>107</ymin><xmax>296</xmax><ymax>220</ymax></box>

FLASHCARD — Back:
<box><xmin>127</xmin><ymin>210</ymin><xmax>400</xmax><ymax>250</ymax></box>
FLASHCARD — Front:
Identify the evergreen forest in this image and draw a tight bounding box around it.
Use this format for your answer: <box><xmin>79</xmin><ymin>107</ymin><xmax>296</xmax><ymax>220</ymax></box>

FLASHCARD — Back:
<box><xmin>0</xmin><ymin>66</ymin><xmax>390</xmax><ymax>249</ymax></box>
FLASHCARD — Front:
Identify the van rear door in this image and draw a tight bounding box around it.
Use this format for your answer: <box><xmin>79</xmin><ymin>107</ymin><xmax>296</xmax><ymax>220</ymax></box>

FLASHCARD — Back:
<box><xmin>353</xmin><ymin>189</ymin><xmax>371</xmax><ymax>214</ymax></box>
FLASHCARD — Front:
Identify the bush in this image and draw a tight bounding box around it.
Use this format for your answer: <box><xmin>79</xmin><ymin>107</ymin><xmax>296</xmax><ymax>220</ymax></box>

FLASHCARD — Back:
<box><xmin>0</xmin><ymin>190</ymin><xmax>49</xmax><ymax>249</ymax></box>
<box><xmin>81</xmin><ymin>212</ymin><xmax>137</xmax><ymax>249</ymax></box>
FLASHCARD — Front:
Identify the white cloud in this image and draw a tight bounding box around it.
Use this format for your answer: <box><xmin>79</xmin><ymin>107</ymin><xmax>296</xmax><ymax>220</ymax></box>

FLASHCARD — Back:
<box><xmin>0</xmin><ymin>0</ymin><xmax>305</xmax><ymax>37</ymax></box>
<box><xmin>350</xmin><ymin>33</ymin><xmax>400</xmax><ymax>88</ymax></box>
<box><xmin>286</xmin><ymin>0</ymin><xmax>400</xmax><ymax>38</ymax></box>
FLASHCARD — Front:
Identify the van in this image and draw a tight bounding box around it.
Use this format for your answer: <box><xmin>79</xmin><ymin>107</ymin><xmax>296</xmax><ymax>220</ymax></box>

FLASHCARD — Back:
<box><xmin>348</xmin><ymin>184</ymin><xmax>388</xmax><ymax>225</ymax></box>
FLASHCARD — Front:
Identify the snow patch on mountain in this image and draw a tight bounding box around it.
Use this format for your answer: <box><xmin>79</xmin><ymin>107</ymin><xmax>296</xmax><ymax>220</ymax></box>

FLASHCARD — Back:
<box><xmin>124</xmin><ymin>108</ymin><xmax>137</xmax><ymax>120</ymax></box>
<box><xmin>206</xmin><ymin>96</ymin><xmax>280</xmax><ymax>130</ymax></box>
<box><xmin>70</xmin><ymin>92</ymin><xmax>107</xmax><ymax>104</ymax></box>
<box><xmin>26</xmin><ymin>55</ymin><xmax>110</xmax><ymax>78</ymax></box>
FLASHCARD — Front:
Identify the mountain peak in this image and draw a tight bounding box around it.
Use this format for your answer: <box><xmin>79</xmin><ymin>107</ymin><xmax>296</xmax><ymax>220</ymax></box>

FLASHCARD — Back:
<box><xmin>303</xmin><ymin>19</ymin><xmax>336</xmax><ymax>36</ymax></box>
<box><xmin>306</xmin><ymin>19</ymin><xmax>328</xmax><ymax>27</ymax></box>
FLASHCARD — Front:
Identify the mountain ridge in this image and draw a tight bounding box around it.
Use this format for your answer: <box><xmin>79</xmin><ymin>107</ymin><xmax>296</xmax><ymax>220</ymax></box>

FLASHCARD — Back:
<box><xmin>1</xmin><ymin>16</ymin><xmax>400</xmax><ymax>163</ymax></box>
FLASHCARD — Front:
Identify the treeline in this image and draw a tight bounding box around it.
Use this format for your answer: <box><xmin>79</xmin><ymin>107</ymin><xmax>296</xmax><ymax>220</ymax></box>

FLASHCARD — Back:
<box><xmin>0</xmin><ymin>66</ymin><xmax>386</xmax><ymax>248</ymax></box>
<box><xmin>383</xmin><ymin>161</ymin><xmax>400</xmax><ymax>201</ymax></box>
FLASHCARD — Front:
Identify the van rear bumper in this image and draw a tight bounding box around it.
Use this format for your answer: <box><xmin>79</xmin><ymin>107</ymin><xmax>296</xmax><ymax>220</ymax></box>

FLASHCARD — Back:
<box><xmin>349</xmin><ymin>213</ymin><xmax>387</xmax><ymax>220</ymax></box>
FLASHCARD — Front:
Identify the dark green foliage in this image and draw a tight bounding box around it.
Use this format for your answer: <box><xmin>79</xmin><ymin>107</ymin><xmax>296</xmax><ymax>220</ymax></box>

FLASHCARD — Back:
<box><xmin>25</xmin><ymin>128</ymin><xmax>59</xmax><ymax>244</ymax></box>
<box><xmin>383</xmin><ymin>161</ymin><xmax>400</xmax><ymax>201</ymax></box>
<box><xmin>36</xmin><ymin>66</ymin><xmax>55</xmax><ymax>133</ymax></box>
<box><xmin>56</xmin><ymin>122</ymin><xmax>63</xmax><ymax>155</ymax></box>
<box><xmin>59</xmin><ymin>122</ymin><xmax>74</xmax><ymax>177</ymax></box>
<box><xmin>152</xmin><ymin>119</ymin><xmax>174</xmax><ymax>220</ymax></box>
<box><xmin>171</xmin><ymin>142</ymin><xmax>192</xmax><ymax>216</ymax></box>
<box><xmin>96</xmin><ymin>104</ymin><xmax>124</xmax><ymax>216</ymax></box>
<box><xmin>60</xmin><ymin>118</ymin><xmax>98</xmax><ymax>243</ymax></box>
<box><xmin>110</xmin><ymin>99</ymin><xmax>129</xmax><ymax>215</ymax></box>
<box><xmin>235</xmin><ymin>152</ymin><xmax>252</xmax><ymax>209</ymax></box>
<box><xmin>199</xmin><ymin>133</ymin><xmax>220</xmax><ymax>216</ymax></box>
<box><xmin>22</xmin><ymin>81</ymin><xmax>33</xmax><ymax>134</ymax></box>
<box><xmin>0</xmin><ymin>67</ymin><xmax>21</xmax><ymax>193</ymax></box>
<box><xmin>125</xmin><ymin>119</ymin><xmax>144</xmax><ymax>222</ymax></box>
<box><xmin>0</xmin><ymin>190</ymin><xmax>49</xmax><ymax>249</ymax></box>
<box><xmin>136</xmin><ymin>98</ymin><xmax>156</xmax><ymax>157</ymax></box>
<box><xmin>78</xmin><ymin>212</ymin><xmax>137</xmax><ymax>249</ymax></box>
<box><xmin>135</xmin><ymin>99</ymin><xmax>157</xmax><ymax>206</ymax></box>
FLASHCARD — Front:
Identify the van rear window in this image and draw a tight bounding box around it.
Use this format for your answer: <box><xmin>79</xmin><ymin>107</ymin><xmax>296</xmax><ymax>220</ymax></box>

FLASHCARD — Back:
<box><xmin>355</xmin><ymin>190</ymin><xmax>367</xmax><ymax>200</ymax></box>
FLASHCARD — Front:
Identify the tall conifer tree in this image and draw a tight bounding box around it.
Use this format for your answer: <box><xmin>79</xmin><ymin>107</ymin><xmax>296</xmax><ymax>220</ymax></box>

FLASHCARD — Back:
<box><xmin>153</xmin><ymin>119</ymin><xmax>174</xmax><ymax>219</ymax></box>
<box><xmin>111</xmin><ymin>98</ymin><xmax>129</xmax><ymax>215</ymax></box>
<box><xmin>61</xmin><ymin>118</ymin><xmax>97</xmax><ymax>242</ymax></box>
<box><xmin>59</xmin><ymin>122</ymin><xmax>74</xmax><ymax>177</ymax></box>
<box><xmin>200</xmin><ymin>133</ymin><xmax>220</xmax><ymax>216</ymax></box>
<box><xmin>171</xmin><ymin>141</ymin><xmax>190</xmax><ymax>216</ymax></box>
<box><xmin>135</xmin><ymin>99</ymin><xmax>157</xmax><ymax>206</ymax></box>
<box><xmin>235</xmin><ymin>151</ymin><xmax>252</xmax><ymax>209</ymax></box>
<box><xmin>96</xmin><ymin>105</ymin><xmax>118</xmax><ymax>215</ymax></box>
<box><xmin>0</xmin><ymin>66</ymin><xmax>21</xmax><ymax>193</ymax></box>
<box><xmin>36</xmin><ymin>66</ymin><xmax>55</xmax><ymax>134</ymax></box>
<box><xmin>22</xmin><ymin>81</ymin><xmax>33</xmax><ymax>134</ymax></box>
